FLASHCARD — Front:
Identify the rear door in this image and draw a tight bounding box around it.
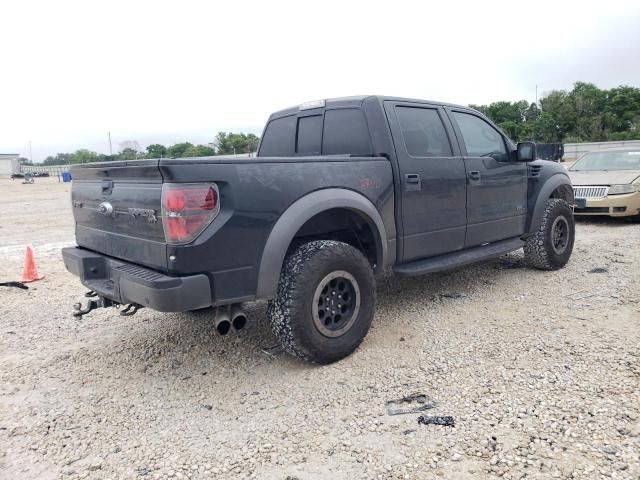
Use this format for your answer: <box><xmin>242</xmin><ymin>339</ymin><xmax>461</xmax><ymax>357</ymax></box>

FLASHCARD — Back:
<box><xmin>384</xmin><ymin>101</ymin><xmax>467</xmax><ymax>262</ymax></box>
<box><xmin>71</xmin><ymin>160</ymin><xmax>167</xmax><ymax>270</ymax></box>
<box><xmin>447</xmin><ymin>109</ymin><xmax>527</xmax><ymax>247</ymax></box>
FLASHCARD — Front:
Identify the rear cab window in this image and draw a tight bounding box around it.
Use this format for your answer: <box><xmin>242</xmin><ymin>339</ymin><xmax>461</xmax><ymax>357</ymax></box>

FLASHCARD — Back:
<box><xmin>259</xmin><ymin>116</ymin><xmax>296</xmax><ymax>156</ymax></box>
<box><xmin>297</xmin><ymin>115</ymin><xmax>323</xmax><ymax>154</ymax></box>
<box><xmin>259</xmin><ymin>107</ymin><xmax>372</xmax><ymax>157</ymax></box>
<box><xmin>323</xmin><ymin>109</ymin><xmax>372</xmax><ymax>155</ymax></box>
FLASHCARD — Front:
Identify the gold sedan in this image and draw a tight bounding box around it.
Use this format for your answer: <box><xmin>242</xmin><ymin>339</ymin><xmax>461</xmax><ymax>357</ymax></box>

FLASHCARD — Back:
<box><xmin>568</xmin><ymin>149</ymin><xmax>640</xmax><ymax>219</ymax></box>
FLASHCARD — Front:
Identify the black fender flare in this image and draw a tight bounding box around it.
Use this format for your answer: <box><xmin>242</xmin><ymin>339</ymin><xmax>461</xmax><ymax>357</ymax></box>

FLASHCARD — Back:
<box><xmin>527</xmin><ymin>173</ymin><xmax>573</xmax><ymax>233</ymax></box>
<box><xmin>256</xmin><ymin>188</ymin><xmax>389</xmax><ymax>299</ymax></box>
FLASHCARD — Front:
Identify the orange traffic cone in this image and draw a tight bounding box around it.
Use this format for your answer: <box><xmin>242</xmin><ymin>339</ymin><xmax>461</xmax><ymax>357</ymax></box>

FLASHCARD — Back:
<box><xmin>20</xmin><ymin>246</ymin><xmax>44</xmax><ymax>283</ymax></box>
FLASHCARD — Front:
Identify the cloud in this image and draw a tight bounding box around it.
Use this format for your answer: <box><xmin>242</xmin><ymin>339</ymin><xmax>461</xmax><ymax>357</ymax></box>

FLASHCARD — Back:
<box><xmin>1</xmin><ymin>0</ymin><xmax>639</xmax><ymax>160</ymax></box>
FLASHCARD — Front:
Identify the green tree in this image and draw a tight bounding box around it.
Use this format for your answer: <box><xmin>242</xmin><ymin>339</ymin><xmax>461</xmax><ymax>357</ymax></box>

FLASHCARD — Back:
<box><xmin>42</xmin><ymin>153</ymin><xmax>73</xmax><ymax>165</ymax></box>
<box><xmin>116</xmin><ymin>148</ymin><xmax>138</xmax><ymax>160</ymax></box>
<box><xmin>471</xmin><ymin>82</ymin><xmax>640</xmax><ymax>143</ymax></box>
<box><xmin>215</xmin><ymin>132</ymin><xmax>260</xmax><ymax>155</ymax></box>
<box><xmin>182</xmin><ymin>144</ymin><xmax>216</xmax><ymax>157</ymax></box>
<box><xmin>146</xmin><ymin>144</ymin><xmax>167</xmax><ymax>158</ymax></box>
<box><xmin>167</xmin><ymin>142</ymin><xmax>194</xmax><ymax>158</ymax></box>
<box><xmin>71</xmin><ymin>149</ymin><xmax>100</xmax><ymax>164</ymax></box>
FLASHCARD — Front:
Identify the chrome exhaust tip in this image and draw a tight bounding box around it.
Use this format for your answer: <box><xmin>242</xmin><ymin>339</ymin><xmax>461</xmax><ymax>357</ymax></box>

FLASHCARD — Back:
<box><xmin>214</xmin><ymin>307</ymin><xmax>231</xmax><ymax>335</ymax></box>
<box><xmin>231</xmin><ymin>304</ymin><xmax>247</xmax><ymax>331</ymax></box>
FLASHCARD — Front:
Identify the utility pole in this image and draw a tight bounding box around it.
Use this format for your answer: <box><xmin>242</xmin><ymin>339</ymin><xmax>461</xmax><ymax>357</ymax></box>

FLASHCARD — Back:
<box><xmin>532</xmin><ymin>84</ymin><xmax>538</xmax><ymax>142</ymax></box>
<box><xmin>108</xmin><ymin>132</ymin><xmax>113</xmax><ymax>156</ymax></box>
<box><xmin>29</xmin><ymin>140</ymin><xmax>33</xmax><ymax>163</ymax></box>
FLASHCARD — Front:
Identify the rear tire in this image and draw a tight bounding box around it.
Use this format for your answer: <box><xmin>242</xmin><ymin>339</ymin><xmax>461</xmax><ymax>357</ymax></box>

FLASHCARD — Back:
<box><xmin>268</xmin><ymin>240</ymin><xmax>375</xmax><ymax>364</ymax></box>
<box><xmin>524</xmin><ymin>198</ymin><xmax>575</xmax><ymax>270</ymax></box>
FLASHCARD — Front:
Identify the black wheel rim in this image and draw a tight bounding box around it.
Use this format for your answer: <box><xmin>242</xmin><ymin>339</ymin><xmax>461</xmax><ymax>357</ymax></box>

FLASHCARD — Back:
<box><xmin>551</xmin><ymin>215</ymin><xmax>570</xmax><ymax>255</ymax></box>
<box><xmin>312</xmin><ymin>271</ymin><xmax>360</xmax><ymax>338</ymax></box>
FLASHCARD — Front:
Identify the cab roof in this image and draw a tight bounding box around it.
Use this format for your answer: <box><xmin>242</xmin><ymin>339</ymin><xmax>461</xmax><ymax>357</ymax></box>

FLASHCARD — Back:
<box><xmin>269</xmin><ymin>95</ymin><xmax>470</xmax><ymax>119</ymax></box>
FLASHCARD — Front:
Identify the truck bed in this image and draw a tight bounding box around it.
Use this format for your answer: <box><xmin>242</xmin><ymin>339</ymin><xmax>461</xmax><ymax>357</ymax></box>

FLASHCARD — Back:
<box><xmin>70</xmin><ymin>156</ymin><xmax>395</xmax><ymax>304</ymax></box>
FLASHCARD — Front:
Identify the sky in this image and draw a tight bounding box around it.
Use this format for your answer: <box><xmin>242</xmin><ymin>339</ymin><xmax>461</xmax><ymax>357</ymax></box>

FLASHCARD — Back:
<box><xmin>2</xmin><ymin>0</ymin><xmax>640</xmax><ymax>161</ymax></box>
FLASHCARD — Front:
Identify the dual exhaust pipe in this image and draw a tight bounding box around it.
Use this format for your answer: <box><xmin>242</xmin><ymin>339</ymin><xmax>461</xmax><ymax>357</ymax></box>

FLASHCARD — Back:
<box><xmin>214</xmin><ymin>304</ymin><xmax>247</xmax><ymax>335</ymax></box>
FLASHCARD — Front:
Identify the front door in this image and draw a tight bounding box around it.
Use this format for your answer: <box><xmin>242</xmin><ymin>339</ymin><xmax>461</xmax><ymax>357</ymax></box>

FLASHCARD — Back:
<box><xmin>447</xmin><ymin>109</ymin><xmax>528</xmax><ymax>247</ymax></box>
<box><xmin>384</xmin><ymin>102</ymin><xmax>468</xmax><ymax>262</ymax></box>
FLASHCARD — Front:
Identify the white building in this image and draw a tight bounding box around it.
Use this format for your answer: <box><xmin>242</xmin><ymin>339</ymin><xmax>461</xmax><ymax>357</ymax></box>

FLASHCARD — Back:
<box><xmin>0</xmin><ymin>154</ymin><xmax>20</xmax><ymax>177</ymax></box>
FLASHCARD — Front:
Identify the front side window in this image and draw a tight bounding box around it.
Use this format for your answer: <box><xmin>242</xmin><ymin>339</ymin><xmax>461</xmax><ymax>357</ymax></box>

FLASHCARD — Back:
<box><xmin>453</xmin><ymin>111</ymin><xmax>507</xmax><ymax>160</ymax></box>
<box><xmin>396</xmin><ymin>106</ymin><xmax>452</xmax><ymax>157</ymax></box>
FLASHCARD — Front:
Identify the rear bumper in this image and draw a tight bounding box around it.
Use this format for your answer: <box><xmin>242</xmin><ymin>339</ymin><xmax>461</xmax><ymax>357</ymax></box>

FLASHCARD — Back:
<box><xmin>574</xmin><ymin>192</ymin><xmax>640</xmax><ymax>217</ymax></box>
<box><xmin>62</xmin><ymin>247</ymin><xmax>212</xmax><ymax>312</ymax></box>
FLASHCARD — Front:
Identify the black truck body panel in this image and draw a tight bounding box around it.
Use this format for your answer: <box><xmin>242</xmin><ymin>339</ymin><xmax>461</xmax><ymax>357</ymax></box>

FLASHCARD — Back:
<box><xmin>71</xmin><ymin>161</ymin><xmax>166</xmax><ymax>269</ymax></box>
<box><xmin>159</xmin><ymin>157</ymin><xmax>395</xmax><ymax>303</ymax></box>
<box><xmin>62</xmin><ymin>246</ymin><xmax>211</xmax><ymax>311</ymax></box>
<box><xmin>64</xmin><ymin>95</ymin><xmax>573</xmax><ymax>311</ymax></box>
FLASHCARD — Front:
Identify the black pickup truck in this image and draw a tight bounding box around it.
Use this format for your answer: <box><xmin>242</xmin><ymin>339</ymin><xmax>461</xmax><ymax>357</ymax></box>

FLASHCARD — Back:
<box><xmin>63</xmin><ymin>96</ymin><xmax>575</xmax><ymax>363</ymax></box>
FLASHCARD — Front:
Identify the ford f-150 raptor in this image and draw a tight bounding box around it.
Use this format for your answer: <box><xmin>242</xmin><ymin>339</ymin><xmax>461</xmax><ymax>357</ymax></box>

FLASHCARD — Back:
<box><xmin>63</xmin><ymin>96</ymin><xmax>575</xmax><ymax>363</ymax></box>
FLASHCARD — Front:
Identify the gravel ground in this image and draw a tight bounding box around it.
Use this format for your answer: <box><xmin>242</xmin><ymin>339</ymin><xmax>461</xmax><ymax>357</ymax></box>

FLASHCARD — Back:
<box><xmin>1</xmin><ymin>178</ymin><xmax>639</xmax><ymax>480</ymax></box>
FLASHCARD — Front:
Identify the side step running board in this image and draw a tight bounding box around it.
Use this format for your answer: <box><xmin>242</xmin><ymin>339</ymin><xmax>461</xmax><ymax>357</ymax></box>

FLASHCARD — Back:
<box><xmin>394</xmin><ymin>237</ymin><xmax>524</xmax><ymax>277</ymax></box>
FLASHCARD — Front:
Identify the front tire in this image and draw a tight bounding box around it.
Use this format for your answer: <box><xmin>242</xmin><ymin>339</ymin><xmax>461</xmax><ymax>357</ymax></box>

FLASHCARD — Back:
<box><xmin>524</xmin><ymin>198</ymin><xmax>575</xmax><ymax>270</ymax></box>
<box><xmin>268</xmin><ymin>240</ymin><xmax>375</xmax><ymax>364</ymax></box>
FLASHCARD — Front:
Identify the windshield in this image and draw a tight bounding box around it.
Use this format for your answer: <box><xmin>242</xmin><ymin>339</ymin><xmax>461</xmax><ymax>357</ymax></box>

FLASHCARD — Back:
<box><xmin>569</xmin><ymin>151</ymin><xmax>640</xmax><ymax>171</ymax></box>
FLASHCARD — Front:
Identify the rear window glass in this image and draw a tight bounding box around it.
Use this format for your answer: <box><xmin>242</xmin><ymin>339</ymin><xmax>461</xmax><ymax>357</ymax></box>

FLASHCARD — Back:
<box><xmin>258</xmin><ymin>115</ymin><xmax>296</xmax><ymax>156</ymax></box>
<box><xmin>322</xmin><ymin>109</ymin><xmax>372</xmax><ymax>155</ymax></box>
<box><xmin>396</xmin><ymin>107</ymin><xmax>452</xmax><ymax>157</ymax></box>
<box><xmin>297</xmin><ymin>115</ymin><xmax>322</xmax><ymax>154</ymax></box>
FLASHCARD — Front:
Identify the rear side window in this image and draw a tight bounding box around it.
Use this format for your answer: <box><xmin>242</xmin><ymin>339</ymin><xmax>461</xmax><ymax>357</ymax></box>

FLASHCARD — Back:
<box><xmin>258</xmin><ymin>115</ymin><xmax>296</xmax><ymax>156</ymax></box>
<box><xmin>396</xmin><ymin>106</ymin><xmax>452</xmax><ymax>157</ymax></box>
<box><xmin>296</xmin><ymin>115</ymin><xmax>322</xmax><ymax>154</ymax></box>
<box><xmin>322</xmin><ymin>109</ymin><xmax>372</xmax><ymax>155</ymax></box>
<box><xmin>259</xmin><ymin>108</ymin><xmax>372</xmax><ymax>157</ymax></box>
<box><xmin>452</xmin><ymin>111</ymin><xmax>507</xmax><ymax>160</ymax></box>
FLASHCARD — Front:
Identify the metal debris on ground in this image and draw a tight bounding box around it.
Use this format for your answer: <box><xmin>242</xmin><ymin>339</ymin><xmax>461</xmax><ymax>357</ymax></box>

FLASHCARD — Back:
<box><xmin>386</xmin><ymin>393</ymin><xmax>436</xmax><ymax>415</ymax></box>
<box><xmin>417</xmin><ymin>415</ymin><xmax>455</xmax><ymax>427</ymax></box>
<box><xmin>0</xmin><ymin>281</ymin><xmax>28</xmax><ymax>290</ymax></box>
<box><xmin>439</xmin><ymin>292</ymin><xmax>467</xmax><ymax>299</ymax></box>
<box><xmin>589</xmin><ymin>267</ymin><xmax>608</xmax><ymax>273</ymax></box>
<box><xmin>261</xmin><ymin>344</ymin><xmax>283</xmax><ymax>357</ymax></box>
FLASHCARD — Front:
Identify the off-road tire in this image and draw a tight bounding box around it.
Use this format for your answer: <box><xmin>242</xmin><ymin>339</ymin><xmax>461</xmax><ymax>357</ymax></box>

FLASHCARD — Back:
<box><xmin>267</xmin><ymin>240</ymin><xmax>375</xmax><ymax>364</ymax></box>
<box><xmin>524</xmin><ymin>198</ymin><xmax>575</xmax><ymax>270</ymax></box>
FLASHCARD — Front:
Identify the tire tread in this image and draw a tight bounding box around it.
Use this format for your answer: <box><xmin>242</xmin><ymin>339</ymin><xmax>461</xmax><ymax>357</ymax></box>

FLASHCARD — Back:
<box><xmin>267</xmin><ymin>240</ymin><xmax>375</xmax><ymax>363</ymax></box>
<box><xmin>524</xmin><ymin>198</ymin><xmax>574</xmax><ymax>270</ymax></box>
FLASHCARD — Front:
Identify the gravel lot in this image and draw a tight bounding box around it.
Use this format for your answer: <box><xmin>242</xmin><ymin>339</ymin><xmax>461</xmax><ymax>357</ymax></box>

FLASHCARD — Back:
<box><xmin>1</xmin><ymin>177</ymin><xmax>639</xmax><ymax>480</ymax></box>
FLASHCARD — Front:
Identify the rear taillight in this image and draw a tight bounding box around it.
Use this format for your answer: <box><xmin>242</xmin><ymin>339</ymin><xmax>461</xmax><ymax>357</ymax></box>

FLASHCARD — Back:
<box><xmin>161</xmin><ymin>183</ymin><xmax>220</xmax><ymax>244</ymax></box>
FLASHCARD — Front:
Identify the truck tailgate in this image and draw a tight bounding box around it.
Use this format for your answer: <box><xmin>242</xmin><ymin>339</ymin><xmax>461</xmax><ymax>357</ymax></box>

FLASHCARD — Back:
<box><xmin>70</xmin><ymin>160</ymin><xmax>168</xmax><ymax>271</ymax></box>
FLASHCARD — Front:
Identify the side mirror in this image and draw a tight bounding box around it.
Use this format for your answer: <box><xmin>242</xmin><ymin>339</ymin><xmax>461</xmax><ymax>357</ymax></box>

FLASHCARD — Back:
<box><xmin>516</xmin><ymin>141</ymin><xmax>537</xmax><ymax>162</ymax></box>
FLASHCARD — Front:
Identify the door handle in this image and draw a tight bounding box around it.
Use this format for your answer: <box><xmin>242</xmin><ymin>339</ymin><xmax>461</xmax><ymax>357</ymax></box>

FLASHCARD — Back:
<box><xmin>404</xmin><ymin>173</ymin><xmax>421</xmax><ymax>191</ymax></box>
<box><xmin>468</xmin><ymin>171</ymin><xmax>481</xmax><ymax>181</ymax></box>
<box><xmin>405</xmin><ymin>174</ymin><xmax>420</xmax><ymax>184</ymax></box>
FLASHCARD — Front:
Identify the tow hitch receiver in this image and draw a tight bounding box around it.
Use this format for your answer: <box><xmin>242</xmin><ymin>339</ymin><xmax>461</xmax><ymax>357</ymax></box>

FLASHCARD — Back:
<box><xmin>72</xmin><ymin>293</ymin><xmax>114</xmax><ymax>319</ymax></box>
<box><xmin>72</xmin><ymin>291</ymin><xmax>144</xmax><ymax>319</ymax></box>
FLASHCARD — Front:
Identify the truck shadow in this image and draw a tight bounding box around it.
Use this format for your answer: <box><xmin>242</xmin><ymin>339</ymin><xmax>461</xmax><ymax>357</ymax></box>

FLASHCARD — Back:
<box><xmin>65</xmin><ymin>217</ymin><xmax>640</xmax><ymax>382</ymax></box>
<box><xmin>78</xmin><ymin>250</ymin><xmax>531</xmax><ymax>384</ymax></box>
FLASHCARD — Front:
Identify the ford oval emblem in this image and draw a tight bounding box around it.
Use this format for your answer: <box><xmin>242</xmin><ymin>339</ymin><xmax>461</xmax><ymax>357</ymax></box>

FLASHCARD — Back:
<box><xmin>98</xmin><ymin>201</ymin><xmax>114</xmax><ymax>215</ymax></box>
